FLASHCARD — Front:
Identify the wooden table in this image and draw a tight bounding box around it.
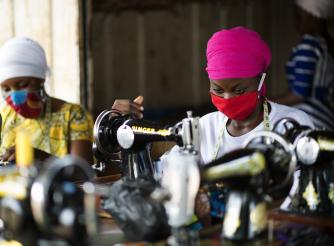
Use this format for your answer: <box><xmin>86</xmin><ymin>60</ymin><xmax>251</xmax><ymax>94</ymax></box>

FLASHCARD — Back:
<box><xmin>95</xmin><ymin>218</ymin><xmax>283</xmax><ymax>246</ymax></box>
<box><xmin>267</xmin><ymin>209</ymin><xmax>334</xmax><ymax>233</ymax></box>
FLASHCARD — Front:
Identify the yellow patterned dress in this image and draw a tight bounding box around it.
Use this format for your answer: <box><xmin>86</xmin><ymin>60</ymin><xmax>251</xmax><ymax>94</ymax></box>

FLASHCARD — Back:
<box><xmin>0</xmin><ymin>100</ymin><xmax>93</xmax><ymax>157</ymax></box>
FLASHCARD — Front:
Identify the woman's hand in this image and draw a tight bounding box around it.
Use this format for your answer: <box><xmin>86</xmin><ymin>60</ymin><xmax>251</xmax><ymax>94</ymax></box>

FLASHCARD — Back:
<box><xmin>0</xmin><ymin>146</ymin><xmax>51</xmax><ymax>162</ymax></box>
<box><xmin>111</xmin><ymin>95</ymin><xmax>144</xmax><ymax>119</ymax></box>
<box><xmin>0</xmin><ymin>146</ymin><xmax>15</xmax><ymax>162</ymax></box>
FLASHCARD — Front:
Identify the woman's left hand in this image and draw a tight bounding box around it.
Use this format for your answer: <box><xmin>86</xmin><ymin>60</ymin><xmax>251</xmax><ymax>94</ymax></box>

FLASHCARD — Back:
<box><xmin>111</xmin><ymin>95</ymin><xmax>144</xmax><ymax>119</ymax></box>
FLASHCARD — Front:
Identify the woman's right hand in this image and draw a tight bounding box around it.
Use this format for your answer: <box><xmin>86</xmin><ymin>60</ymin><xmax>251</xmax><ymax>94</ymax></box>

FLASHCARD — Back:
<box><xmin>111</xmin><ymin>95</ymin><xmax>145</xmax><ymax>119</ymax></box>
<box><xmin>0</xmin><ymin>146</ymin><xmax>15</xmax><ymax>162</ymax></box>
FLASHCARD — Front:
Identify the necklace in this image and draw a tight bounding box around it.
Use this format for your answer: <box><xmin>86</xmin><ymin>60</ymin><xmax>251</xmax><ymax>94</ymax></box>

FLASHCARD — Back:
<box><xmin>211</xmin><ymin>99</ymin><xmax>270</xmax><ymax>161</ymax></box>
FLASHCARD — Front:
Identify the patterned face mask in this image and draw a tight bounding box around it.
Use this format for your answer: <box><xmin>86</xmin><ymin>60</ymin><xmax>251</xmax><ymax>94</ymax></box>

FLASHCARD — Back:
<box><xmin>4</xmin><ymin>88</ymin><xmax>46</xmax><ymax>118</ymax></box>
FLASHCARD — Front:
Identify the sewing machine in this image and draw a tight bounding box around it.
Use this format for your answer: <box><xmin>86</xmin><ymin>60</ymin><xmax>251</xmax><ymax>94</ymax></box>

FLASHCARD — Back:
<box><xmin>202</xmin><ymin>130</ymin><xmax>297</xmax><ymax>241</ymax></box>
<box><xmin>94</xmin><ymin>110</ymin><xmax>186</xmax><ymax>178</ymax></box>
<box><xmin>94</xmin><ymin>111</ymin><xmax>201</xmax><ymax>243</ymax></box>
<box><xmin>0</xmin><ymin>154</ymin><xmax>97</xmax><ymax>245</ymax></box>
<box><xmin>274</xmin><ymin>118</ymin><xmax>334</xmax><ymax>216</ymax></box>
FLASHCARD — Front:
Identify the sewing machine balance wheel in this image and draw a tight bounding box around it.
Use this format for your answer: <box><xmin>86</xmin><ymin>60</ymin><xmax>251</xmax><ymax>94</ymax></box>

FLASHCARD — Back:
<box><xmin>30</xmin><ymin>155</ymin><xmax>96</xmax><ymax>240</ymax></box>
<box><xmin>93</xmin><ymin>110</ymin><xmax>118</xmax><ymax>156</ymax></box>
<box><xmin>242</xmin><ymin>131</ymin><xmax>297</xmax><ymax>197</ymax></box>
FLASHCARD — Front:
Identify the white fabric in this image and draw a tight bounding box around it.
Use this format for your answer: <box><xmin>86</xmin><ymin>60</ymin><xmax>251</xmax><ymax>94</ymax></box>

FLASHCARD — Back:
<box><xmin>0</xmin><ymin>37</ymin><xmax>48</xmax><ymax>84</ymax></box>
<box><xmin>199</xmin><ymin>101</ymin><xmax>314</xmax><ymax>164</ymax></box>
<box><xmin>295</xmin><ymin>0</ymin><xmax>334</xmax><ymax>19</ymax></box>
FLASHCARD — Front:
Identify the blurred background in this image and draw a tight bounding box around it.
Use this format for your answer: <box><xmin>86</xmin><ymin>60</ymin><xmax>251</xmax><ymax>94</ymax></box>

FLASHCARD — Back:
<box><xmin>1</xmin><ymin>0</ymin><xmax>334</xmax><ymax>123</ymax></box>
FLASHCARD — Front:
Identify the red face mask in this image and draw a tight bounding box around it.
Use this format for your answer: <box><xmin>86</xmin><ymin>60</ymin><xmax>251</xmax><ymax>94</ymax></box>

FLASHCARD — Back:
<box><xmin>211</xmin><ymin>73</ymin><xmax>266</xmax><ymax>121</ymax></box>
<box><xmin>6</xmin><ymin>90</ymin><xmax>44</xmax><ymax>118</ymax></box>
<box><xmin>211</xmin><ymin>91</ymin><xmax>259</xmax><ymax>121</ymax></box>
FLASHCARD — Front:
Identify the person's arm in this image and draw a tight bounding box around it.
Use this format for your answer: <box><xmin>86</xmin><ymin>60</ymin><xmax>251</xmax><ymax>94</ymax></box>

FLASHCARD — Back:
<box><xmin>276</xmin><ymin>36</ymin><xmax>320</xmax><ymax>106</ymax></box>
<box><xmin>273</xmin><ymin>91</ymin><xmax>304</xmax><ymax>106</ymax></box>
<box><xmin>69</xmin><ymin>139</ymin><xmax>93</xmax><ymax>164</ymax></box>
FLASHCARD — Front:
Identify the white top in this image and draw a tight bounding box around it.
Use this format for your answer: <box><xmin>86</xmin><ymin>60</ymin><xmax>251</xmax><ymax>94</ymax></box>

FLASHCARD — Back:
<box><xmin>199</xmin><ymin>101</ymin><xmax>314</xmax><ymax>164</ymax></box>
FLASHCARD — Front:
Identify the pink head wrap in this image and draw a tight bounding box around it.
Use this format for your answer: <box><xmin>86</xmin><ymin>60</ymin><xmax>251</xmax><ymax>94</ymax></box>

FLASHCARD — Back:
<box><xmin>206</xmin><ymin>26</ymin><xmax>271</xmax><ymax>80</ymax></box>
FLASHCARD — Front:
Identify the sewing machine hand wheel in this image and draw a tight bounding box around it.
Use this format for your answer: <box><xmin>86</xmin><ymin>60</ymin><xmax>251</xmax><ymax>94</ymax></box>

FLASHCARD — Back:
<box><xmin>273</xmin><ymin>118</ymin><xmax>312</xmax><ymax>144</ymax></box>
<box><xmin>243</xmin><ymin>131</ymin><xmax>297</xmax><ymax>198</ymax></box>
<box><xmin>94</xmin><ymin>110</ymin><xmax>129</xmax><ymax>157</ymax></box>
<box><xmin>273</xmin><ymin>118</ymin><xmax>301</xmax><ymax>135</ymax></box>
<box><xmin>30</xmin><ymin>155</ymin><xmax>96</xmax><ymax>241</ymax></box>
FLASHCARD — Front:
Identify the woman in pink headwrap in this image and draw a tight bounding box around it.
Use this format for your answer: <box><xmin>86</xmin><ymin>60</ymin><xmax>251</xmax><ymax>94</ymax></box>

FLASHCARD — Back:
<box><xmin>198</xmin><ymin>26</ymin><xmax>314</xmax><ymax>163</ymax></box>
<box><xmin>110</xmin><ymin>26</ymin><xmax>315</xmax><ymax>229</ymax></box>
<box><xmin>112</xmin><ymin>26</ymin><xmax>313</xmax><ymax>163</ymax></box>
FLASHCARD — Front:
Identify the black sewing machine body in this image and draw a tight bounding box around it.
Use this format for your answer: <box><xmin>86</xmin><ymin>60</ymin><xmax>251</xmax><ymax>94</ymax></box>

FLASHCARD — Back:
<box><xmin>94</xmin><ymin>110</ymin><xmax>201</xmax><ymax>244</ymax></box>
<box><xmin>202</xmin><ymin>130</ymin><xmax>296</xmax><ymax>241</ymax></box>
<box><xmin>0</xmin><ymin>156</ymin><xmax>97</xmax><ymax>246</ymax></box>
<box><xmin>93</xmin><ymin>110</ymin><xmax>186</xmax><ymax>179</ymax></box>
<box><xmin>275</xmin><ymin>118</ymin><xmax>334</xmax><ymax>215</ymax></box>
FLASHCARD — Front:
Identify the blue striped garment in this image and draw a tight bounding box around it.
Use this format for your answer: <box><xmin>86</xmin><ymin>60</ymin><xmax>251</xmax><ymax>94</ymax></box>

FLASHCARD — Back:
<box><xmin>286</xmin><ymin>34</ymin><xmax>334</xmax><ymax>130</ymax></box>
